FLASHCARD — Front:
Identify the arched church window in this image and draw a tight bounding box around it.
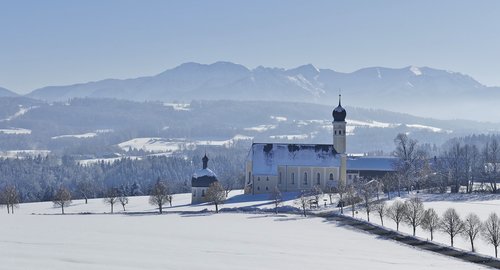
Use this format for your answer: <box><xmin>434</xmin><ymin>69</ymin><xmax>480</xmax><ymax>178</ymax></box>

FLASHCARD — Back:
<box><xmin>266</xmin><ymin>186</ymin><xmax>269</xmax><ymax>191</ymax></box>
<box><xmin>335</xmin><ymin>130</ymin><xmax>337</xmax><ymax>135</ymax></box>
<box><xmin>329</xmin><ymin>173</ymin><xmax>334</xmax><ymax>181</ymax></box>
<box><xmin>317</xmin><ymin>173</ymin><xmax>321</xmax><ymax>185</ymax></box>
<box><xmin>304</xmin><ymin>172</ymin><xmax>308</xmax><ymax>185</ymax></box>
<box><xmin>257</xmin><ymin>177</ymin><xmax>260</xmax><ymax>181</ymax></box>
<box><xmin>202</xmin><ymin>190</ymin><xmax>205</xmax><ymax>197</ymax></box>
<box><xmin>339</xmin><ymin>130</ymin><xmax>342</xmax><ymax>135</ymax></box>
<box><xmin>193</xmin><ymin>190</ymin><xmax>196</xmax><ymax>197</ymax></box>
<box><xmin>266</xmin><ymin>177</ymin><xmax>269</xmax><ymax>181</ymax></box>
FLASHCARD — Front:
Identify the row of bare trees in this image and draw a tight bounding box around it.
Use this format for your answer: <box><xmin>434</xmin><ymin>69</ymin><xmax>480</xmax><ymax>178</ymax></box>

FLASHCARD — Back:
<box><xmin>6</xmin><ymin>178</ymin><xmax>228</xmax><ymax>215</ymax></box>
<box><xmin>367</xmin><ymin>197</ymin><xmax>500</xmax><ymax>257</ymax></box>
<box><xmin>391</xmin><ymin>133</ymin><xmax>500</xmax><ymax>195</ymax></box>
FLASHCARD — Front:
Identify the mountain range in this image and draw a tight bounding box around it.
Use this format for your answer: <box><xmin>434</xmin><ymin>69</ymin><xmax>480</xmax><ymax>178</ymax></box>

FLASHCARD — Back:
<box><xmin>3</xmin><ymin>61</ymin><xmax>500</xmax><ymax>121</ymax></box>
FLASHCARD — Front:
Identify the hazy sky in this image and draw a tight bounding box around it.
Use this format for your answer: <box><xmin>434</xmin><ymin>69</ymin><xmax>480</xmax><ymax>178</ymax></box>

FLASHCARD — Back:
<box><xmin>2</xmin><ymin>0</ymin><xmax>500</xmax><ymax>93</ymax></box>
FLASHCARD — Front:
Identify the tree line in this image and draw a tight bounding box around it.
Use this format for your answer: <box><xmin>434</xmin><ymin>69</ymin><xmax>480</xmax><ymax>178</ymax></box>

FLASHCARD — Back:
<box><xmin>0</xmin><ymin>148</ymin><xmax>245</xmax><ymax>204</ymax></box>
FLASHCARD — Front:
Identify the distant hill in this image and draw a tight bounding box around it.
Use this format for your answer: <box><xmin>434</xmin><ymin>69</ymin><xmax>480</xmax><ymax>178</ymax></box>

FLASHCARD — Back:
<box><xmin>0</xmin><ymin>87</ymin><xmax>18</xmax><ymax>97</ymax></box>
<box><xmin>26</xmin><ymin>62</ymin><xmax>500</xmax><ymax>121</ymax></box>
<box><xmin>1</xmin><ymin>98</ymin><xmax>499</xmax><ymax>156</ymax></box>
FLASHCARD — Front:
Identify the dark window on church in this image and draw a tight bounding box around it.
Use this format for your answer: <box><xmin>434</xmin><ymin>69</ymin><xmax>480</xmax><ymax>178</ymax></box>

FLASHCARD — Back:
<box><xmin>334</xmin><ymin>130</ymin><xmax>337</xmax><ymax>135</ymax></box>
<box><xmin>257</xmin><ymin>186</ymin><xmax>260</xmax><ymax>191</ymax></box>
<box><xmin>202</xmin><ymin>190</ymin><xmax>205</xmax><ymax>197</ymax></box>
<box><xmin>248</xmin><ymin>172</ymin><xmax>251</xmax><ymax>184</ymax></box>
<box><xmin>266</xmin><ymin>186</ymin><xmax>269</xmax><ymax>191</ymax></box>
<box><xmin>291</xmin><ymin>173</ymin><xmax>295</xmax><ymax>184</ymax></box>
<box><xmin>279</xmin><ymin>172</ymin><xmax>282</xmax><ymax>184</ymax></box>
<box><xmin>317</xmin><ymin>173</ymin><xmax>321</xmax><ymax>185</ymax></box>
<box><xmin>339</xmin><ymin>130</ymin><xmax>342</xmax><ymax>135</ymax></box>
<box><xmin>258</xmin><ymin>177</ymin><xmax>260</xmax><ymax>181</ymax></box>
<box><xmin>266</xmin><ymin>177</ymin><xmax>269</xmax><ymax>181</ymax></box>
<box><xmin>329</xmin><ymin>173</ymin><xmax>334</xmax><ymax>181</ymax></box>
<box><xmin>304</xmin><ymin>172</ymin><xmax>308</xmax><ymax>185</ymax></box>
<box><xmin>193</xmin><ymin>190</ymin><xmax>196</xmax><ymax>197</ymax></box>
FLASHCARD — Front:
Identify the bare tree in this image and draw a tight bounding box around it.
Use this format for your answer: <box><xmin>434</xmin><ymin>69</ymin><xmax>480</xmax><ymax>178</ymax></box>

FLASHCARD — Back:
<box><xmin>119</xmin><ymin>194</ymin><xmax>129</xmax><ymax>211</ymax></box>
<box><xmin>422</xmin><ymin>208</ymin><xmax>440</xmax><ymax>241</ymax></box>
<box><xmin>206</xmin><ymin>182</ymin><xmax>226</xmax><ymax>213</ymax></box>
<box><xmin>357</xmin><ymin>180</ymin><xmax>377</xmax><ymax>222</ymax></box>
<box><xmin>310</xmin><ymin>185</ymin><xmax>323</xmax><ymax>208</ymax></box>
<box><xmin>403</xmin><ymin>197</ymin><xmax>425</xmax><ymax>236</ymax></box>
<box><xmin>103</xmin><ymin>187</ymin><xmax>119</xmax><ymax>214</ymax></box>
<box><xmin>76</xmin><ymin>180</ymin><xmax>94</xmax><ymax>204</ymax></box>
<box><xmin>345</xmin><ymin>185</ymin><xmax>357</xmax><ymax>217</ymax></box>
<box><xmin>373</xmin><ymin>200</ymin><xmax>387</xmax><ymax>226</ymax></box>
<box><xmin>482</xmin><ymin>139</ymin><xmax>500</xmax><ymax>193</ymax></box>
<box><xmin>323</xmin><ymin>182</ymin><xmax>336</xmax><ymax>205</ymax></box>
<box><xmin>294</xmin><ymin>190</ymin><xmax>310</xmax><ymax>217</ymax></box>
<box><xmin>0</xmin><ymin>185</ymin><xmax>19</xmax><ymax>214</ymax></box>
<box><xmin>483</xmin><ymin>213</ymin><xmax>500</xmax><ymax>258</ymax></box>
<box><xmin>220</xmin><ymin>178</ymin><xmax>236</xmax><ymax>197</ymax></box>
<box><xmin>149</xmin><ymin>179</ymin><xmax>170</xmax><ymax>214</ymax></box>
<box><xmin>439</xmin><ymin>208</ymin><xmax>465</xmax><ymax>247</ymax></box>
<box><xmin>393</xmin><ymin>133</ymin><xmax>428</xmax><ymax>196</ymax></box>
<box><xmin>53</xmin><ymin>186</ymin><xmax>72</xmax><ymax>214</ymax></box>
<box><xmin>269</xmin><ymin>186</ymin><xmax>282</xmax><ymax>214</ymax></box>
<box><xmin>462</xmin><ymin>213</ymin><xmax>482</xmax><ymax>252</ymax></box>
<box><xmin>381</xmin><ymin>173</ymin><xmax>397</xmax><ymax>199</ymax></box>
<box><xmin>386</xmin><ymin>200</ymin><xmax>406</xmax><ymax>231</ymax></box>
<box><xmin>337</xmin><ymin>182</ymin><xmax>347</xmax><ymax>214</ymax></box>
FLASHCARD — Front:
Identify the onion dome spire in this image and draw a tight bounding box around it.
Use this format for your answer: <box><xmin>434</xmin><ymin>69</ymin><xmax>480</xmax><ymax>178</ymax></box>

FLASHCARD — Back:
<box><xmin>202</xmin><ymin>154</ymin><xmax>209</xmax><ymax>169</ymax></box>
<box><xmin>332</xmin><ymin>94</ymin><xmax>346</xmax><ymax>122</ymax></box>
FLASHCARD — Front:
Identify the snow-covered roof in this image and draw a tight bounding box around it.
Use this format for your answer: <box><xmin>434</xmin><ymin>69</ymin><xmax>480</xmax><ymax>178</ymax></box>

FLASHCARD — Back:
<box><xmin>193</xmin><ymin>168</ymin><xmax>217</xmax><ymax>178</ymax></box>
<box><xmin>192</xmin><ymin>168</ymin><xmax>218</xmax><ymax>187</ymax></box>
<box><xmin>347</xmin><ymin>156</ymin><xmax>397</xmax><ymax>172</ymax></box>
<box><xmin>250</xmin><ymin>143</ymin><xmax>340</xmax><ymax>176</ymax></box>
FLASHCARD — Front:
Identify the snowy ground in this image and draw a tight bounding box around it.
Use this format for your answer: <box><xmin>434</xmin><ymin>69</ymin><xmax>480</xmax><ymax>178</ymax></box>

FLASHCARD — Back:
<box><xmin>0</xmin><ymin>191</ymin><xmax>490</xmax><ymax>270</ymax></box>
<box><xmin>353</xmin><ymin>192</ymin><xmax>500</xmax><ymax>258</ymax></box>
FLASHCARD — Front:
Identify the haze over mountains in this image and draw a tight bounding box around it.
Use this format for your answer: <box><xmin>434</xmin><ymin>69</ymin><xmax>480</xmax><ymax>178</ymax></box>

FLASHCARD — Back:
<box><xmin>17</xmin><ymin>61</ymin><xmax>500</xmax><ymax>122</ymax></box>
<box><xmin>1</xmin><ymin>61</ymin><xmax>499</xmax><ymax>158</ymax></box>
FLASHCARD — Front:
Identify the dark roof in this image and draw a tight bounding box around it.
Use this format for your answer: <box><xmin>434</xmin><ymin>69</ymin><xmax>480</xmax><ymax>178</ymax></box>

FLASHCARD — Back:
<box><xmin>192</xmin><ymin>175</ymin><xmax>218</xmax><ymax>187</ymax></box>
<box><xmin>347</xmin><ymin>156</ymin><xmax>397</xmax><ymax>172</ymax></box>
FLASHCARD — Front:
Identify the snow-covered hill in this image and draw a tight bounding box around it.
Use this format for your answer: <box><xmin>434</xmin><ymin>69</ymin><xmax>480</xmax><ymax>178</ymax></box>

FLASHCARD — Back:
<box><xmin>0</xmin><ymin>191</ymin><xmax>491</xmax><ymax>270</ymax></box>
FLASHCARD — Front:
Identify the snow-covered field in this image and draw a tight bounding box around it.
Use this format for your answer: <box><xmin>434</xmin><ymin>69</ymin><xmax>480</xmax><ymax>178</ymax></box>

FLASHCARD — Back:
<box><xmin>355</xmin><ymin>192</ymin><xmax>500</xmax><ymax>258</ymax></box>
<box><xmin>0</xmin><ymin>149</ymin><xmax>51</xmax><ymax>159</ymax></box>
<box><xmin>0</xmin><ymin>191</ymin><xmax>490</xmax><ymax>270</ymax></box>
<box><xmin>0</xmin><ymin>127</ymin><xmax>32</xmax><ymax>135</ymax></box>
<box><xmin>117</xmin><ymin>135</ymin><xmax>252</xmax><ymax>153</ymax></box>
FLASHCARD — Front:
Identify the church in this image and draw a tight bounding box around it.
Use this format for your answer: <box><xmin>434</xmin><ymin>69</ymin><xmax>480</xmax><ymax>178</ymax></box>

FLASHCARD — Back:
<box><xmin>191</xmin><ymin>154</ymin><xmax>219</xmax><ymax>204</ymax></box>
<box><xmin>244</xmin><ymin>96</ymin><xmax>348</xmax><ymax>194</ymax></box>
<box><xmin>244</xmin><ymin>96</ymin><xmax>396</xmax><ymax>195</ymax></box>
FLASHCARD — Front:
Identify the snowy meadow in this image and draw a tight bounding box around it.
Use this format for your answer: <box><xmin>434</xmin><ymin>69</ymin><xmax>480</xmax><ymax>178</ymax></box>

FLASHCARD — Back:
<box><xmin>0</xmin><ymin>191</ymin><xmax>491</xmax><ymax>270</ymax></box>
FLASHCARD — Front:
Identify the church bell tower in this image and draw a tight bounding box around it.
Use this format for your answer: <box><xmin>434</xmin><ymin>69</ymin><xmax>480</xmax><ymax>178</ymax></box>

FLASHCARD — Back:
<box><xmin>332</xmin><ymin>94</ymin><xmax>347</xmax><ymax>154</ymax></box>
<box><xmin>332</xmin><ymin>94</ymin><xmax>347</xmax><ymax>186</ymax></box>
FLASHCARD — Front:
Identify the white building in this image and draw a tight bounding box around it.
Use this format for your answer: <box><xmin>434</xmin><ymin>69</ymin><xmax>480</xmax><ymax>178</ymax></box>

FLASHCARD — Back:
<box><xmin>244</xmin><ymin>95</ymin><xmax>348</xmax><ymax>194</ymax></box>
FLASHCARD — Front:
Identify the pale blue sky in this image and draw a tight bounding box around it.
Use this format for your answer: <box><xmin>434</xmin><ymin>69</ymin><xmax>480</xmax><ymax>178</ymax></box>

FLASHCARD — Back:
<box><xmin>1</xmin><ymin>0</ymin><xmax>500</xmax><ymax>93</ymax></box>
